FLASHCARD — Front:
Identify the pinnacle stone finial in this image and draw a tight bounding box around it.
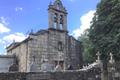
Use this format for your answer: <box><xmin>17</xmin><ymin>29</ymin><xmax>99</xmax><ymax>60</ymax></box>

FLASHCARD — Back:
<box><xmin>56</xmin><ymin>0</ymin><xmax>60</xmax><ymax>1</ymax></box>
<box><xmin>13</xmin><ymin>39</ymin><xmax>15</xmax><ymax>43</ymax></box>
<box><xmin>56</xmin><ymin>0</ymin><xmax>61</xmax><ymax>3</ymax></box>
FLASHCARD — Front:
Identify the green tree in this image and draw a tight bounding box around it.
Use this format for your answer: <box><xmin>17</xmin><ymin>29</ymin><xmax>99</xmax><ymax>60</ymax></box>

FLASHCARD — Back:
<box><xmin>89</xmin><ymin>0</ymin><xmax>120</xmax><ymax>62</ymax></box>
<box><xmin>79</xmin><ymin>29</ymin><xmax>96</xmax><ymax>64</ymax></box>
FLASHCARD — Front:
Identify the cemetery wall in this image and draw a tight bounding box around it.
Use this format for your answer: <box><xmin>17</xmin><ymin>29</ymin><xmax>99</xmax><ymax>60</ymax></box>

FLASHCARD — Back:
<box><xmin>0</xmin><ymin>69</ymin><xmax>101</xmax><ymax>80</ymax></box>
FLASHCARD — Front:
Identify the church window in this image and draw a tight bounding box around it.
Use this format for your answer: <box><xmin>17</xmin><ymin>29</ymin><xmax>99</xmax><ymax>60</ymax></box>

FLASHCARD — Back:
<box><xmin>54</xmin><ymin>13</ymin><xmax>57</xmax><ymax>22</ymax></box>
<box><xmin>54</xmin><ymin>13</ymin><xmax>58</xmax><ymax>28</ymax></box>
<box><xmin>60</xmin><ymin>24</ymin><xmax>63</xmax><ymax>30</ymax></box>
<box><xmin>60</xmin><ymin>15</ymin><xmax>63</xmax><ymax>24</ymax></box>
<box><xmin>54</xmin><ymin>22</ymin><xmax>57</xmax><ymax>29</ymax></box>
<box><xmin>58</xmin><ymin>41</ymin><xmax>63</xmax><ymax>51</ymax></box>
<box><xmin>60</xmin><ymin>15</ymin><xmax>63</xmax><ymax>30</ymax></box>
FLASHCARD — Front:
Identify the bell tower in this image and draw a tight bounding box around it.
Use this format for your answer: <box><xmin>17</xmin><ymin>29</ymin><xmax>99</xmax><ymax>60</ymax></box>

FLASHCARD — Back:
<box><xmin>48</xmin><ymin>0</ymin><xmax>68</xmax><ymax>32</ymax></box>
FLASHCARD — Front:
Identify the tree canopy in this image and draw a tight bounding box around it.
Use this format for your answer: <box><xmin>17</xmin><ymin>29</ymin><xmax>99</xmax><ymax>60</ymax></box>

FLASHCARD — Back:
<box><xmin>79</xmin><ymin>29</ymin><xmax>96</xmax><ymax>64</ymax></box>
<box><xmin>89</xmin><ymin>0</ymin><xmax>120</xmax><ymax>61</ymax></box>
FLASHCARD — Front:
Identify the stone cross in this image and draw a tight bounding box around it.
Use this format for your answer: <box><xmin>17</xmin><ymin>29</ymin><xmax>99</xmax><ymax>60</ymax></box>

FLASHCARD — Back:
<box><xmin>109</xmin><ymin>53</ymin><xmax>115</xmax><ymax>64</ymax></box>
<box><xmin>110</xmin><ymin>53</ymin><xmax>113</xmax><ymax>60</ymax></box>
<box><xmin>96</xmin><ymin>51</ymin><xmax>101</xmax><ymax>62</ymax></box>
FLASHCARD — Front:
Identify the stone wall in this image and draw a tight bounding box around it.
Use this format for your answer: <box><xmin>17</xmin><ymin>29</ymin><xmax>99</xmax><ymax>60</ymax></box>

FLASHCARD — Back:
<box><xmin>68</xmin><ymin>36</ymin><xmax>83</xmax><ymax>69</ymax></box>
<box><xmin>27</xmin><ymin>29</ymin><xmax>83</xmax><ymax>71</ymax></box>
<box><xmin>0</xmin><ymin>73</ymin><xmax>26</xmax><ymax>80</ymax></box>
<box><xmin>28</xmin><ymin>32</ymin><xmax>48</xmax><ymax>71</ymax></box>
<box><xmin>0</xmin><ymin>69</ymin><xmax>101</xmax><ymax>80</ymax></box>
<box><xmin>19</xmin><ymin>42</ymin><xmax>28</xmax><ymax>72</ymax></box>
<box><xmin>7</xmin><ymin>41</ymin><xmax>28</xmax><ymax>72</ymax></box>
<box><xmin>107</xmin><ymin>62</ymin><xmax>120</xmax><ymax>80</ymax></box>
<box><xmin>0</xmin><ymin>55</ymin><xmax>14</xmax><ymax>72</ymax></box>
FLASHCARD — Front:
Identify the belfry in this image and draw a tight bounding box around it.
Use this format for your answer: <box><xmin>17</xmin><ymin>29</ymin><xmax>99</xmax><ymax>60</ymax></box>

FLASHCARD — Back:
<box><xmin>48</xmin><ymin>0</ymin><xmax>67</xmax><ymax>31</ymax></box>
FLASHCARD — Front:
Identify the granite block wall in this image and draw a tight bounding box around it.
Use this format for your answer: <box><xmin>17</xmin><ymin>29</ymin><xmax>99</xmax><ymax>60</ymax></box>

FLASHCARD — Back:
<box><xmin>0</xmin><ymin>69</ymin><xmax>101</xmax><ymax>80</ymax></box>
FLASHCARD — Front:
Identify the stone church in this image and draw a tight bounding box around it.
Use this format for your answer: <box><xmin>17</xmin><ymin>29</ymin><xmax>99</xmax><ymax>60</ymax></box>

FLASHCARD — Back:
<box><xmin>0</xmin><ymin>0</ymin><xmax>83</xmax><ymax>72</ymax></box>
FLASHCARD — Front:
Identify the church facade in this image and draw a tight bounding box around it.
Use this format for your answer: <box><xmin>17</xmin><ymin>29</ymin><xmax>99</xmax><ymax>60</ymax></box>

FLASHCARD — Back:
<box><xmin>5</xmin><ymin>0</ymin><xmax>83</xmax><ymax>72</ymax></box>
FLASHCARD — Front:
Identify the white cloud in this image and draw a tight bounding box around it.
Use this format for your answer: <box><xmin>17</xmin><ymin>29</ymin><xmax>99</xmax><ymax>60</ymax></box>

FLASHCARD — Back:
<box><xmin>0</xmin><ymin>16</ymin><xmax>10</xmax><ymax>34</ymax></box>
<box><xmin>0</xmin><ymin>39</ymin><xmax>2</xmax><ymax>43</ymax></box>
<box><xmin>0</xmin><ymin>32</ymin><xmax>27</xmax><ymax>54</ymax></box>
<box><xmin>0</xmin><ymin>23</ymin><xmax>11</xmax><ymax>34</ymax></box>
<box><xmin>3</xmin><ymin>32</ymin><xmax>27</xmax><ymax>44</ymax></box>
<box><xmin>72</xmin><ymin>10</ymin><xmax>96</xmax><ymax>39</ymax></box>
<box><xmin>0</xmin><ymin>52</ymin><xmax>7</xmax><ymax>55</ymax></box>
<box><xmin>0</xmin><ymin>39</ymin><xmax>5</xmax><ymax>44</ymax></box>
<box><xmin>0</xmin><ymin>39</ymin><xmax>6</xmax><ymax>55</ymax></box>
<box><xmin>15</xmin><ymin>7</ymin><xmax>23</xmax><ymax>12</ymax></box>
<box><xmin>0</xmin><ymin>16</ymin><xmax>9</xmax><ymax>25</ymax></box>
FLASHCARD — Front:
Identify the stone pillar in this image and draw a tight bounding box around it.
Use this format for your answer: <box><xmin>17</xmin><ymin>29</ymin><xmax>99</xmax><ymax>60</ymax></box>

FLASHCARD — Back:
<box><xmin>63</xmin><ymin>15</ymin><xmax>67</xmax><ymax>31</ymax></box>
<box><xmin>96</xmin><ymin>52</ymin><xmax>108</xmax><ymax>80</ymax></box>
<box><xmin>108</xmin><ymin>53</ymin><xmax>115</xmax><ymax>80</ymax></box>
<box><xmin>49</xmin><ymin>10</ymin><xmax>54</xmax><ymax>28</ymax></box>
<box><xmin>96</xmin><ymin>52</ymin><xmax>101</xmax><ymax>63</ymax></box>
<box><xmin>57</xmin><ymin>14</ymin><xmax>60</xmax><ymax>30</ymax></box>
<box><xmin>109</xmin><ymin>53</ymin><xmax>115</xmax><ymax>64</ymax></box>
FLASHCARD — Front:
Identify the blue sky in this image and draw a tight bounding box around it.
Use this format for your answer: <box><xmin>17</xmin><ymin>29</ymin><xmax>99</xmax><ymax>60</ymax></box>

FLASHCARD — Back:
<box><xmin>0</xmin><ymin>0</ymin><xmax>100</xmax><ymax>54</ymax></box>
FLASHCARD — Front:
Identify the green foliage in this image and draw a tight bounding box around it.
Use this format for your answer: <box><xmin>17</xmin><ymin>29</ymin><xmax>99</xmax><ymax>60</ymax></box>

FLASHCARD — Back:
<box><xmin>79</xmin><ymin>29</ymin><xmax>96</xmax><ymax>64</ymax></box>
<box><xmin>89</xmin><ymin>0</ymin><xmax>120</xmax><ymax>61</ymax></box>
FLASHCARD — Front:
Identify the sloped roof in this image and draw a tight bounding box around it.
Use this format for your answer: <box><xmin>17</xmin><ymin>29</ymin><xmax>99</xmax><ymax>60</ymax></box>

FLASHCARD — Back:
<box><xmin>6</xmin><ymin>37</ymin><xmax>32</xmax><ymax>51</ymax></box>
<box><xmin>6</xmin><ymin>29</ymin><xmax>48</xmax><ymax>51</ymax></box>
<box><xmin>32</xmin><ymin>29</ymin><xmax>48</xmax><ymax>36</ymax></box>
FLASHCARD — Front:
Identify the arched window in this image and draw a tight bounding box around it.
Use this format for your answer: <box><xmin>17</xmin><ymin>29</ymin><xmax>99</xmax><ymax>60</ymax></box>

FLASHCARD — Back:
<box><xmin>60</xmin><ymin>15</ymin><xmax>63</xmax><ymax>30</ymax></box>
<box><xmin>58</xmin><ymin>41</ymin><xmax>63</xmax><ymax>51</ymax></box>
<box><xmin>54</xmin><ymin>13</ymin><xmax>57</xmax><ymax>22</ymax></box>
<box><xmin>54</xmin><ymin>13</ymin><xmax>58</xmax><ymax>28</ymax></box>
<box><xmin>60</xmin><ymin>15</ymin><xmax>63</xmax><ymax>24</ymax></box>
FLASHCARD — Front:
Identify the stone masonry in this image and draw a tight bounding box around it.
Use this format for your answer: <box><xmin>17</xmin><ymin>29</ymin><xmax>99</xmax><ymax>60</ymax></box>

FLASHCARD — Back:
<box><xmin>0</xmin><ymin>69</ymin><xmax>101</xmax><ymax>80</ymax></box>
<box><xmin>6</xmin><ymin>0</ymin><xmax>83</xmax><ymax>72</ymax></box>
